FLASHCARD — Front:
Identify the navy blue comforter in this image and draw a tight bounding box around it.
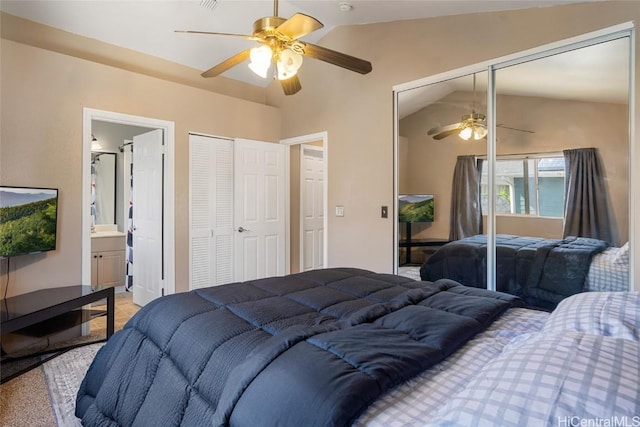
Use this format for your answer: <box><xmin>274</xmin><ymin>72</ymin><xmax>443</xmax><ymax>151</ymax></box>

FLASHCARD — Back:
<box><xmin>420</xmin><ymin>235</ymin><xmax>609</xmax><ymax>310</ymax></box>
<box><xmin>76</xmin><ymin>268</ymin><xmax>522</xmax><ymax>426</ymax></box>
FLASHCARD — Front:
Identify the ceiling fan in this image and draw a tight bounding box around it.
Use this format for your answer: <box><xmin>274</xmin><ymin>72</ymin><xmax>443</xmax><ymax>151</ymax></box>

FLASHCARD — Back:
<box><xmin>427</xmin><ymin>74</ymin><xmax>533</xmax><ymax>141</ymax></box>
<box><xmin>176</xmin><ymin>0</ymin><xmax>372</xmax><ymax>95</ymax></box>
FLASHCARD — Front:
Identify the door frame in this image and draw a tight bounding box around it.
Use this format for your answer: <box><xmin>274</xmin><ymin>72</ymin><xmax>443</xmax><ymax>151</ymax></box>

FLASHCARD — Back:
<box><xmin>280</xmin><ymin>131</ymin><xmax>328</xmax><ymax>269</ymax></box>
<box><xmin>82</xmin><ymin>108</ymin><xmax>176</xmax><ymax>297</ymax></box>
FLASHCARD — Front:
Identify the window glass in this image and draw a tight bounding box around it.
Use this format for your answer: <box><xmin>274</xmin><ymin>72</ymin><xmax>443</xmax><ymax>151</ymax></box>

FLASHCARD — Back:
<box><xmin>480</xmin><ymin>156</ymin><xmax>565</xmax><ymax>218</ymax></box>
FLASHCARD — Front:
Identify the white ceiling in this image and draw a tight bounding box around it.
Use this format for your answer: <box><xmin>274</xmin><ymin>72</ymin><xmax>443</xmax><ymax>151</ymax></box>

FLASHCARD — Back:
<box><xmin>0</xmin><ymin>0</ymin><xmax>606</xmax><ymax>89</ymax></box>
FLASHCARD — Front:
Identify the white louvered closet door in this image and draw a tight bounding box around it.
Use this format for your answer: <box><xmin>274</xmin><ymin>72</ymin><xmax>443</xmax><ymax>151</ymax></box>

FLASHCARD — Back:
<box><xmin>189</xmin><ymin>134</ymin><xmax>234</xmax><ymax>290</ymax></box>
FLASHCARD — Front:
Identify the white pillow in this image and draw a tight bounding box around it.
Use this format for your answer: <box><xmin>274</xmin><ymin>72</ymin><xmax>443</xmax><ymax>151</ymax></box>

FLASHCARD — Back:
<box><xmin>542</xmin><ymin>291</ymin><xmax>640</xmax><ymax>340</ymax></box>
<box><xmin>613</xmin><ymin>242</ymin><xmax>630</xmax><ymax>264</ymax></box>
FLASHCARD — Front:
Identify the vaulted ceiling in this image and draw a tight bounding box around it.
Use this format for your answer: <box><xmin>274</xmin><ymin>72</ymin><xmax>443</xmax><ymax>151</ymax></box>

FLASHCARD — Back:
<box><xmin>0</xmin><ymin>0</ymin><xmax>601</xmax><ymax>87</ymax></box>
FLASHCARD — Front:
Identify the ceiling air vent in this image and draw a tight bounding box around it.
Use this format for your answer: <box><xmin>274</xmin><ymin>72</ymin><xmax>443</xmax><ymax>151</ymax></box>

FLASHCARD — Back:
<box><xmin>199</xmin><ymin>0</ymin><xmax>219</xmax><ymax>12</ymax></box>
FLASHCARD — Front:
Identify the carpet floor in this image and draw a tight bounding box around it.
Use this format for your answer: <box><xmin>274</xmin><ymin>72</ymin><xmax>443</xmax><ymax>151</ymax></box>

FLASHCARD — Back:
<box><xmin>43</xmin><ymin>343</ymin><xmax>103</xmax><ymax>426</ymax></box>
<box><xmin>0</xmin><ymin>291</ymin><xmax>138</xmax><ymax>426</ymax></box>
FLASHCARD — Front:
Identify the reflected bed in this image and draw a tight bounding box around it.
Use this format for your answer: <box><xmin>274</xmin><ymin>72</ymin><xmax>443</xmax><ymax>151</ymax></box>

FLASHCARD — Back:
<box><xmin>419</xmin><ymin>234</ymin><xmax>628</xmax><ymax>310</ymax></box>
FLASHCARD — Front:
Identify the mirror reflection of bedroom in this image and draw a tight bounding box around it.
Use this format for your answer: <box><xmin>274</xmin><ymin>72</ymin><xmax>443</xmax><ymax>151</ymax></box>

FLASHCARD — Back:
<box><xmin>396</xmin><ymin>36</ymin><xmax>630</xmax><ymax>310</ymax></box>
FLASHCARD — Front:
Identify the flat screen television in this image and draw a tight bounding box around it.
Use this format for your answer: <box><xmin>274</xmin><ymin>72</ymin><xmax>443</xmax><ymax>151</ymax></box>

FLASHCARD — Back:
<box><xmin>0</xmin><ymin>186</ymin><xmax>59</xmax><ymax>258</ymax></box>
<box><xmin>399</xmin><ymin>194</ymin><xmax>434</xmax><ymax>223</ymax></box>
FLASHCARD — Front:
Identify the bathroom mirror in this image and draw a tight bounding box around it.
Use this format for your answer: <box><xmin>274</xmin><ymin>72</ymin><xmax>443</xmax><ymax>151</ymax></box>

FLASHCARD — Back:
<box><xmin>91</xmin><ymin>152</ymin><xmax>117</xmax><ymax>225</ymax></box>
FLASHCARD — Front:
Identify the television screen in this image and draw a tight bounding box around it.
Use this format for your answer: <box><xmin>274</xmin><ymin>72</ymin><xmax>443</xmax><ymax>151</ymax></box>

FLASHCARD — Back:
<box><xmin>0</xmin><ymin>186</ymin><xmax>59</xmax><ymax>257</ymax></box>
<box><xmin>399</xmin><ymin>194</ymin><xmax>434</xmax><ymax>223</ymax></box>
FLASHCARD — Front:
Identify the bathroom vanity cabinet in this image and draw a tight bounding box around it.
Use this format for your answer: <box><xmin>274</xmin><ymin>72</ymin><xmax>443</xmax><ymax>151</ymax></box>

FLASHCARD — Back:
<box><xmin>91</xmin><ymin>233</ymin><xmax>126</xmax><ymax>288</ymax></box>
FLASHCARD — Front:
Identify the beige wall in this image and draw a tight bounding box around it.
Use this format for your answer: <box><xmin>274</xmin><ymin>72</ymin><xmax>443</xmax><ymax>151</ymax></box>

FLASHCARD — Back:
<box><xmin>267</xmin><ymin>1</ymin><xmax>640</xmax><ymax>273</ymax></box>
<box><xmin>2</xmin><ymin>2</ymin><xmax>639</xmax><ymax>295</ymax></box>
<box><xmin>1</xmin><ymin>12</ymin><xmax>266</xmax><ymax>104</ymax></box>
<box><xmin>0</xmin><ymin>38</ymin><xmax>280</xmax><ymax>297</ymax></box>
<box><xmin>400</xmin><ymin>93</ymin><xmax>629</xmax><ymax>246</ymax></box>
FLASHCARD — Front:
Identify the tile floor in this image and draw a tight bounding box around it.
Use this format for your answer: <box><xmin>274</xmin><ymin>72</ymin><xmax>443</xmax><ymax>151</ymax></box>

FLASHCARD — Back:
<box><xmin>90</xmin><ymin>290</ymin><xmax>140</xmax><ymax>334</ymax></box>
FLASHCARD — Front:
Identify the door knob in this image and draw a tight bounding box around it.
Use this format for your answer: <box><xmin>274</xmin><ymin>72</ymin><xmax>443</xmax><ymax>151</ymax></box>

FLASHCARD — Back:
<box><xmin>237</xmin><ymin>226</ymin><xmax>250</xmax><ymax>233</ymax></box>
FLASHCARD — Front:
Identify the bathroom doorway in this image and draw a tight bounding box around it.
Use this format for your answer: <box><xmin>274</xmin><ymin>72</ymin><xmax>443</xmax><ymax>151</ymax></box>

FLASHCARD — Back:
<box><xmin>82</xmin><ymin>108</ymin><xmax>175</xmax><ymax>307</ymax></box>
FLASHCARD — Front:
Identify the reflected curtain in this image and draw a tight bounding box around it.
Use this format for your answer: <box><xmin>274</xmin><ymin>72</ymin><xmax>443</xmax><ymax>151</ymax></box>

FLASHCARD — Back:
<box><xmin>563</xmin><ymin>147</ymin><xmax>612</xmax><ymax>243</ymax></box>
<box><xmin>449</xmin><ymin>155</ymin><xmax>482</xmax><ymax>241</ymax></box>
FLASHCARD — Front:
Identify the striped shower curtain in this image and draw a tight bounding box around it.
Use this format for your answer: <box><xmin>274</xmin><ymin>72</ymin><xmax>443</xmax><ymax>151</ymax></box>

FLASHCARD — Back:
<box><xmin>125</xmin><ymin>151</ymin><xmax>134</xmax><ymax>291</ymax></box>
<box><xmin>90</xmin><ymin>162</ymin><xmax>97</xmax><ymax>229</ymax></box>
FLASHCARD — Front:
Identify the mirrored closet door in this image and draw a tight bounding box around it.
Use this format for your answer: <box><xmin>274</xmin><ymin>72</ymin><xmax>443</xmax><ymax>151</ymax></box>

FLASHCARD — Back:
<box><xmin>395</xmin><ymin>27</ymin><xmax>633</xmax><ymax>308</ymax></box>
<box><xmin>396</xmin><ymin>72</ymin><xmax>487</xmax><ymax>280</ymax></box>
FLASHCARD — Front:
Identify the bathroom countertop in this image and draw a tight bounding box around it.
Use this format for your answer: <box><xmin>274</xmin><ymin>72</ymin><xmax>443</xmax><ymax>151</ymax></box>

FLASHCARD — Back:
<box><xmin>91</xmin><ymin>231</ymin><xmax>126</xmax><ymax>238</ymax></box>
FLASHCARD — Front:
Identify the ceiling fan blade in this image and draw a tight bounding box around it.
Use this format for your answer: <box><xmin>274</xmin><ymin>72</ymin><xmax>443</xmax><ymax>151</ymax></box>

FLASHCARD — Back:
<box><xmin>497</xmin><ymin>124</ymin><xmax>535</xmax><ymax>133</ymax></box>
<box><xmin>427</xmin><ymin>123</ymin><xmax>462</xmax><ymax>136</ymax></box>
<box><xmin>201</xmin><ymin>49</ymin><xmax>251</xmax><ymax>78</ymax></box>
<box><xmin>281</xmin><ymin>75</ymin><xmax>302</xmax><ymax>95</ymax></box>
<box><xmin>300</xmin><ymin>42</ymin><xmax>372</xmax><ymax>74</ymax></box>
<box><xmin>277</xmin><ymin>13</ymin><xmax>323</xmax><ymax>40</ymax></box>
<box><xmin>175</xmin><ymin>30</ymin><xmax>258</xmax><ymax>41</ymax></box>
<box><xmin>432</xmin><ymin>128</ymin><xmax>464</xmax><ymax>140</ymax></box>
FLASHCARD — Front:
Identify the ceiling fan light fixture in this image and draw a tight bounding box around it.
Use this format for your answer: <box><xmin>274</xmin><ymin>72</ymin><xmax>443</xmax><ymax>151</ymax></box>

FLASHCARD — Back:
<box><xmin>458</xmin><ymin>126</ymin><xmax>473</xmax><ymax>141</ymax></box>
<box><xmin>181</xmin><ymin>0</ymin><xmax>371</xmax><ymax>95</ymax></box>
<box><xmin>473</xmin><ymin>126</ymin><xmax>488</xmax><ymax>140</ymax></box>
<box><xmin>276</xmin><ymin>48</ymin><xmax>303</xmax><ymax>80</ymax></box>
<box><xmin>248</xmin><ymin>45</ymin><xmax>273</xmax><ymax>78</ymax></box>
<box><xmin>458</xmin><ymin>123</ymin><xmax>487</xmax><ymax>141</ymax></box>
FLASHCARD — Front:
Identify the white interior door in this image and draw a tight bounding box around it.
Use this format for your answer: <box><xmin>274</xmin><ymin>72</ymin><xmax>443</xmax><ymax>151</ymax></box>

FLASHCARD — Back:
<box><xmin>301</xmin><ymin>145</ymin><xmax>325</xmax><ymax>271</ymax></box>
<box><xmin>234</xmin><ymin>139</ymin><xmax>287</xmax><ymax>281</ymax></box>
<box><xmin>132</xmin><ymin>129</ymin><xmax>164</xmax><ymax>306</ymax></box>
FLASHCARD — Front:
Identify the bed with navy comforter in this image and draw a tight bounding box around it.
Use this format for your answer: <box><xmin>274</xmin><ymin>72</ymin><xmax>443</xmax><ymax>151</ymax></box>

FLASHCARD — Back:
<box><xmin>420</xmin><ymin>234</ymin><xmax>610</xmax><ymax>310</ymax></box>
<box><xmin>76</xmin><ymin>268</ymin><xmax>640</xmax><ymax>426</ymax></box>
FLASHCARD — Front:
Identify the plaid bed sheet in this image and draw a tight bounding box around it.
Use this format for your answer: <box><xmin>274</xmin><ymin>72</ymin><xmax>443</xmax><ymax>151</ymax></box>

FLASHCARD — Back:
<box><xmin>358</xmin><ymin>292</ymin><xmax>640</xmax><ymax>427</ymax></box>
<box><xmin>428</xmin><ymin>332</ymin><xmax>639</xmax><ymax>426</ymax></box>
<box><xmin>355</xmin><ymin>308</ymin><xmax>550</xmax><ymax>426</ymax></box>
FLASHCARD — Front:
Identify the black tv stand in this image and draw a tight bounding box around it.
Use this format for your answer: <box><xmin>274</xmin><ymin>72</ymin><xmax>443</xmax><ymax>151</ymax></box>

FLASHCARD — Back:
<box><xmin>0</xmin><ymin>285</ymin><xmax>114</xmax><ymax>384</ymax></box>
<box><xmin>399</xmin><ymin>222</ymin><xmax>448</xmax><ymax>265</ymax></box>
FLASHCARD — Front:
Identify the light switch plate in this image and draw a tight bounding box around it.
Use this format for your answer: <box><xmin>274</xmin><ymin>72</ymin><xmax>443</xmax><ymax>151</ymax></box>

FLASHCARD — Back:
<box><xmin>381</xmin><ymin>206</ymin><xmax>388</xmax><ymax>218</ymax></box>
<box><xmin>335</xmin><ymin>205</ymin><xmax>344</xmax><ymax>217</ymax></box>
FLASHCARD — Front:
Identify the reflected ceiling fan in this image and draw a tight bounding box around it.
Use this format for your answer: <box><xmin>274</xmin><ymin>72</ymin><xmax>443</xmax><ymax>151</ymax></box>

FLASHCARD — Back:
<box><xmin>176</xmin><ymin>0</ymin><xmax>372</xmax><ymax>95</ymax></box>
<box><xmin>427</xmin><ymin>74</ymin><xmax>534</xmax><ymax>141</ymax></box>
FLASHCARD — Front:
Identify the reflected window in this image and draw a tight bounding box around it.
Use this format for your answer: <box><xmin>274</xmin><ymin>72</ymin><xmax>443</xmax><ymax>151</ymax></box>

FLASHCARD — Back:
<box><xmin>480</xmin><ymin>156</ymin><xmax>565</xmax><ymax>218</ymax></box>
